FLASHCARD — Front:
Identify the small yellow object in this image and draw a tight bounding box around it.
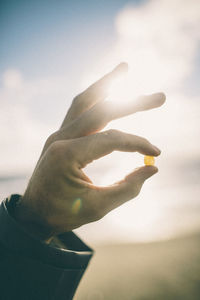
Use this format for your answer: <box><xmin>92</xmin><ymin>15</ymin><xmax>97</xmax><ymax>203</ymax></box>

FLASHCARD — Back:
<box><xmin>144</xmin><ymin>155</ymin><xmax>155</xmax><ymax>166</ymax></box>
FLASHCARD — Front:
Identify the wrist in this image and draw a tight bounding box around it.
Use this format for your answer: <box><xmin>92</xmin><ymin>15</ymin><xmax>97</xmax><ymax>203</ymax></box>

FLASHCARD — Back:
<box><xmin>11</xmin><ymin>195</ymin><xmax>54</xmax><ymax>243</ymax></box>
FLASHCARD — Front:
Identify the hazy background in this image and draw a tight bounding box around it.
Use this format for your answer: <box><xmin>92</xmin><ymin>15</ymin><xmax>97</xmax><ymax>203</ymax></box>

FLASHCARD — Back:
<box><xmin>0</xmin><ymin>0</ymin><xmax>200</xmax><ymax>298</ymax></box>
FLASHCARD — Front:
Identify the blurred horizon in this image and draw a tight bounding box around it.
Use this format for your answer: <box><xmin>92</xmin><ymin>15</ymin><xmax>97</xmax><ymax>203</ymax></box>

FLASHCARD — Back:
<box><xmin>0</xmin><ymin>0</ymin><xmax>200</xmax><ymax>244</ymax></box>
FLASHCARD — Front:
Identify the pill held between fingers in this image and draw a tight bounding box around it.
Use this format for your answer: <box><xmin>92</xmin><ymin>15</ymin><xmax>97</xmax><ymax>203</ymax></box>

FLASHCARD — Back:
<box><xmin>144</xmin><ymin>155</ymin><xmax>155</xmax><ymax>166</ymax></box>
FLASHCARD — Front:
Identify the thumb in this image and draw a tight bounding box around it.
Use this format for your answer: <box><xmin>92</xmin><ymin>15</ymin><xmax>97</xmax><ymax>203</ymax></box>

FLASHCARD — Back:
<box><xmin>125</xmin><ymin>165</ymin><xmax>158</xmax><ymax>185</ymax></box>
<box><xmin>97</xmin><ymin>166</ymin><xmax>158</xmax><ymax>213</ymax></box>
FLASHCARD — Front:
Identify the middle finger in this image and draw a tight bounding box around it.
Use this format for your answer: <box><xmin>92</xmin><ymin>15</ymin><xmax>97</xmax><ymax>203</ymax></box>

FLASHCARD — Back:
<box><xmin>58</xmin><ymin>92</ymin><xmax>166</xmax><ymax>139</ymax></box>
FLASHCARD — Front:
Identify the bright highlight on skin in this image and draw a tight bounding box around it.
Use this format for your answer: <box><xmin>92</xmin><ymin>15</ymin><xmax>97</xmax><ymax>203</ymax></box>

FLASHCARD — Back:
<box><xmin>144</xmin><ymin>155</ymin><xmax>155</xmax><ymax>166</ymax></box>
<box><xmin>107</xmin><ymin>67</ymin><xmax>131</xmax><ymax>105</ymax></box>
<box><xmin>72</xmin><ymin>198</ymin><xmax>82</xmax><ymax>214</ymax></box>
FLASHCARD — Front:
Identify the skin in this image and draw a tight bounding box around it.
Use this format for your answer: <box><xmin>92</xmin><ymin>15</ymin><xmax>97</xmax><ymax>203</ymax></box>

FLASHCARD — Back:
<box><xmin>14</xmin><ymin>63</ymin><xmax>166</xmax><ymax>242</ymax></box>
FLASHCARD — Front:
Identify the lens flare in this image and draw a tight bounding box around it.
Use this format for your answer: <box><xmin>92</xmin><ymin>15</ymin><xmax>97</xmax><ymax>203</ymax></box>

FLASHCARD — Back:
<box><xmin>72</xmin><ymin>198</ymin><xmax>82</xmax><ymax>214</ymax></box>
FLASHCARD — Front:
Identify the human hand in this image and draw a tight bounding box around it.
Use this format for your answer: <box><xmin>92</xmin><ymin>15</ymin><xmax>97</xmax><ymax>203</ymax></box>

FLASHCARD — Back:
<box><xmin>14</xmin><ymin>63</ymin><xmax>165</xmax><ymax>241</ymax></box>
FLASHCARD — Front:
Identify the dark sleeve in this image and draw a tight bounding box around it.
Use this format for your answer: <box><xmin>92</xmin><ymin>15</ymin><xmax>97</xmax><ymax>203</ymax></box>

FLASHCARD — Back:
<box><xmin>0</xmin><ymin>194</ymin><xmax>93</xmax><ymax>300</ymax></box>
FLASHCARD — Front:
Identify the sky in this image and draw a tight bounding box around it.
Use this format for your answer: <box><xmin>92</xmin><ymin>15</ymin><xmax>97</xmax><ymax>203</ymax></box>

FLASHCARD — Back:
<box><xmin>0</xmin><ymin>0</ymin><xmax>200</xmax><ymax>244</ymax></box>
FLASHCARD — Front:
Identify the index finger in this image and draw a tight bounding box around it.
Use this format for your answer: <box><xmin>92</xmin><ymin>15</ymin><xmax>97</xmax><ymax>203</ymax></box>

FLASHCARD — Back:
<box><xmin>59</xmin><ymin>92</ymin><xmax>166</xmax><ymax>140</ymax></box>
<box><xmin>71</xmin><ymin>129</ymin><xmax>161</xmax><ymax>168</ymax></box>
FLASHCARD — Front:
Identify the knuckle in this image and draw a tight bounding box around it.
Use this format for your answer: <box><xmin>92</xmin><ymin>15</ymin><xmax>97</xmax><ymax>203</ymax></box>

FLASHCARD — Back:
<box><xmin>142</xmin><ymin>137</ymin><xmax>149</xmax><ymax>144</ymax></box>
<box><xmin>133</xmin><ymin>186</ymin><xmax>140</xmax><ymax>197</ymax></box>
<box><xmin>47</xmin><ymin>141</ymin><xmax>74</xmax><ymax>170</ymax></box>
<box><xmin>85</xmin><ymin>85</ymin><xmax>95</xmax><ymax>96</ymax></box>
<box><xmin>107</xmin><ymin>129</ymin><xmax>120</xmax><ymax>138</ymax></box>
<box><xmin>72</xmin><ymin>95</ymin><xmax>79</xmax><ymax>105</ymax></box>
<box><xmin>48</xmin><ymin>141</ymin><xmax>63</xmax><ymax>158</ymax></box>
<box><xmin>132</xmin><ymin>182</ymin><xmax>142</xmax><ymax>198</ymax></box>
<box><xmin>44</xmin><ymin>131</ymin><xmax>58</xmax><ymax>149</ymax></box>
<box><xmin>108</xmin><ymin>129</ymin><xmax>119</xmax><ymax>136</ymax></box>
<box><xmin>139</xmin><ymin>136</ymin><xmax>149</xmax><ymax>145</ymax></box>
<box><xmin>72</xmin><ymin>94</ymin><xmax>83</xmax><ymax>106</ymax></box>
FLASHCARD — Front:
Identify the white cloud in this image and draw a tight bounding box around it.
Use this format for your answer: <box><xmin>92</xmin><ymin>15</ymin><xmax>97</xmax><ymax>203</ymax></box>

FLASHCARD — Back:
<box><xmin>3</xmin><ymin>69</ymin><xmax>24</xmax><ymax>90</ymax></box>
<box><xmin>0</xmin><ymin>73</ymin><xmax>75</xmax><ymax>175</ymax></box>
<box><xmin>97</xmin><ymin>0</ymin><xmax>200</xmax><ymax>94</ymax></box>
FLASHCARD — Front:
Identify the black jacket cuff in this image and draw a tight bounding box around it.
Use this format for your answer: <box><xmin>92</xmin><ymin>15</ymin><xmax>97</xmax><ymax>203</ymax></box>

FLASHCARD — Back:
<box><xmin>0</xmin><ymin>194</ymin><xmax>93</xmax><ymax>300</ymax></box>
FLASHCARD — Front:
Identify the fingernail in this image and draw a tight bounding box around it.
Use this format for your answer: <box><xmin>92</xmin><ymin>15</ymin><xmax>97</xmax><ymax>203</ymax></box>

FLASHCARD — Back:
<box><xmin>139</xmin><ymin>166</ymin><xmax>158</xmax><ymax>182</ymax></box>
<box><xmin>153</xmin><ymin>145</ymin><xmax>161</xmax><ymax>155</ymax></box>
<box><xmin>144</xmin><ymin>166</ymin><xmax>159</xmax><ymax>180</ymax></box>
<box><xmin>155</xmin><ymin>92</ymin><xmax>166</xmax><ymax>104</ymax></box>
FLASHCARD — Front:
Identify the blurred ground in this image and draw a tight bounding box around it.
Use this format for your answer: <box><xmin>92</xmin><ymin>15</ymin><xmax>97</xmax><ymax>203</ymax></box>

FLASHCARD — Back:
<box><xmin>74</xmin><ymin>233</ymin><xmax>200</xmax><ymax>300</ymax></box>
